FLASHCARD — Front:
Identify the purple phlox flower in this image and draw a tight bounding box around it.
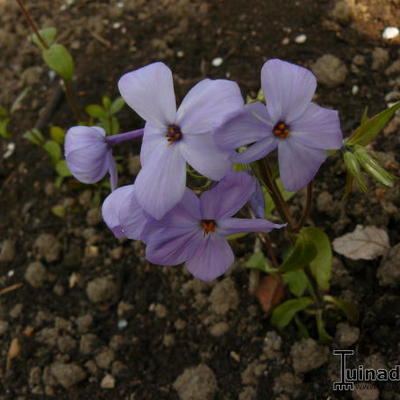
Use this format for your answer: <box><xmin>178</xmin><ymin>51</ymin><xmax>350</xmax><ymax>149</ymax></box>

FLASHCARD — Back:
<box><xmin>143</xmin><ymin>171</ymin><xmax>284</xmax><ymax>282</ymax></box>
<box><xmin>65</xmin><ymin>126</ymin><xmax>143</xmax><ymax>190</ymax></box>
<box><xmin>101</xmin><ymin>184</ymin><xmax>150</xmax><ymax>240</ymax></box>
<box><xmin>118</xmin><ymin>62</ymin><xmax>244</xmax><ymax>220</ymax></box>
<box><xmin>249</xmin><ymin>179</ymin><xmax>266</xmax><ymax>218</ymax></box>
<box><xmin>65</xmin><ymin>126</ymin><xmax>117</xmax><ymax>189</ymax></box>
<box><xmin>215</xmin><ymin>59</ymin><xmax>343</xmax><ymax>192</ymax></box>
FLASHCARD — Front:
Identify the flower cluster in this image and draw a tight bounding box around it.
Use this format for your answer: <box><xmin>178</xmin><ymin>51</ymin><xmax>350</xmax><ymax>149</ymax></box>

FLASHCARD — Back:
<box><xmin>65</xmin><ymin>59</ymin><xmax>343</xmax><ymax>281</ymax></box>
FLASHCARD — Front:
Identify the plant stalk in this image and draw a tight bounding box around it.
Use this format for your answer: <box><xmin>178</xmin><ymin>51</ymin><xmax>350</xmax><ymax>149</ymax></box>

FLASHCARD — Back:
<box><xmin>15</xmin><ymin>0</ymin><xmax>49</xmax><ymax>49</ymax></box>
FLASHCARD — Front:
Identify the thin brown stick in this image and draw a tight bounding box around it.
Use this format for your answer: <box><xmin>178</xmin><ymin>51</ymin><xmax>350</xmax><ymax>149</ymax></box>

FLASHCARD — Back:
<box><xmin>0</xmin><ymin>283</ymin><xmax>23</xmax><ymax>296</ymax></box>
<box><xmin>64</xmin><ymin>80</ymin><xmax>82</xmax><ymax>121</ymax></box>
<box><xmin>295</xmin><ymin>181</ymin><xmax>313</xmax><ymax>232</ymax></box>
<box><xmin>258</xmin><ymin>232</ymin><xmax>279</xmax><ymax>268</ymax></box>
<box><xmin>15</xmin><ymin>0</ymin><xmax>49</xmax><ymax>49</ymax></box>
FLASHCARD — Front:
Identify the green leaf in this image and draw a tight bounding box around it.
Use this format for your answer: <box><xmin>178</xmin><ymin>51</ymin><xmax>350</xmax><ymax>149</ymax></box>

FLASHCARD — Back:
<box><xmin>347</xmin><ymin>102</ymin><xmax>400</xmax><ymax>146</ymax></box>
<box><xmin>0</xmin><ymin>118</ymin><xmax>10</xmax><ymax>138</ymax></box>
<box><xmin>42</xmin><ymin>44</ymin><xmax>74</xmax><ymax>81</ymax></box>
<box><xmin>110</xmin><ymin>97</ymin><xmax>125</xmax><ymax>115</ymax></box>
<box><xmin>283</xmin><ymin>270</ymin><xmax>308</xmax><ymax>297</ymax></box>
<box><xmin>86</xmin><ymin>104</ymin><xmax>107</xmax><ymax>119</ymax></box>
<box><xmin>301</xmin><ymin>227</ymin><xmax>332</xmax><ymax>290</ymax></box>
<box><xmin>280</xmin><ymin>231</ymin><xmax>317</xmax><ymax>272</ymax></box>
<box><xmin>10</xmin><ymin>86</ymin><xmax>31</xmax><ymax>114</ymax></box>
<box><xmin>245</xmin><ymin>251</ymin><xmax>277</xmax><ymax>273</ymax></box>
<box><xmin>50</xmin><ymin>126</ymin><xmax>65</xmax><ymax>144</ymax></box>
<box><xmin>316</xmin><ymin>310</ymin><xmax>333</xmax><ymax>344</ymax></box>
<box><xmin>271</xmin><ymin>297</ymin><xmax>314</xmax><ymax>330</ymax></box>
<box><xmin>55</xmin><ymin>160</ymin><xmax>72</xmax><ymax>177</ymax></box>
<box><xmin>102</xmin><ymin>96</ymin><xmax>111</xmax><ymax>109</ymax></box>
<box><xmin>44</xmin><ymin>140</ymin><xmax>61</xmax><ymax>164</ymax></box>
<box><xmin>110</xmin><ymin>116</ymin><xmax>120</xmax><ymax>135</ymax></box>
<box><xmin>324</xmin><ymin>295</ymin><xmax>359</xmax><ymax>324</ymax></box>
<box><xmin>23</xmin><ymin>129</ymin><xmax>44</xmax><ymax>145</ymax></box>
<box><xmin>51</xmin><ymin>205</ymin><xmax>66</xmax><ymax>217</ymax></box>
<box><xmin>226</xmin><ymin>232</ymin><xmax>248</xmax><ymax>241</ymax></box>
<box><xmin>0</xmin><ymin>106</ymin><xmax>9</xmax><ymax>118</ymax></box>
<box><xmin>30</xmin><ymin>27</ymin><xmax>57</xmax><ymax>50</ymax></box>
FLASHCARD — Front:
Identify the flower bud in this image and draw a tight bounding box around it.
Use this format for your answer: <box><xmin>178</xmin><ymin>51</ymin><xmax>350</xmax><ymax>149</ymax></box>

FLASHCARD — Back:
<box><xmin>343</xmin><ymin>150</ymin><xmax>367</xmax><ymax>192</ymax></box>
<box><xmin>353</xmin><ymin>146</ymin><xmax>395</xmax><ymax>187</ymax></box>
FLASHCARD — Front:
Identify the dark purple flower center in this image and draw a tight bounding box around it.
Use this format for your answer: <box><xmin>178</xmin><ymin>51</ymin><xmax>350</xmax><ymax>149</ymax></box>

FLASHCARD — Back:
<box><xmin>166</xmin><ymin>124</ymin><xmax>182</xmax><ymax>143</ymax></box>
<box><xmin>273</xmin><ymin>121</ymin><xmax>290</xmax><ymax>139</ymax></box>
<box><xmin>201</xmin><ymin>219</ymin><xmax>217</xmax><ymax>235</ymax></box>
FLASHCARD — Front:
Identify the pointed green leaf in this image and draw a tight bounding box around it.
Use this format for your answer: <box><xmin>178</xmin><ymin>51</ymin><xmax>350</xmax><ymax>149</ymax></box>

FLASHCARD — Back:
<box><xmin>23</xmin><ymin>129</ymin><xmax>44</xmax><ymax>145</ymax></box>
<box><xmin>316</xmin><ymin>310</ymin><xmax>333</xmax><ymax>344</ymax></box>
<box><xmin>50</xmin><ymin>126</ymin><xmax>65</xmax><ymax>144</ymax></box>
<box><xmin>55</xmin><ymin>160</ymin><xmax>72</xmax><ymax>177</ymax></box>
<box><xmin>280</xmin><ymin>231</ymin><xmax>317</xmax><ymax>272</ymax></box>
<box><xmin>86</xmin><ymin>104</ymin><xmax>107</xmax><ymax>119</ymax></box>
<box><xmin>29</xmin><ymin>27</ymin><xmax>57</xmax><ymax>50</ymax></box>
<box><xmin>110</xmin><ymin>116</ymin><xmax>120</xmax><ymax>135</ymax></box>
<box><xmin>44</xmin><ymin>140</ymin><xmax>61</xmax><ymax>164</ymax></box>
<box><xmin>283</xmin><ymin>270</ymin><xmax>308</xmax><ymax>297</ymax></box>
<box><xmin>347</xmin><ymin>102</ymin><xmax>400</xmax><ymax>146</ymax></box>
<box><xmin>43</xmin><ymin>44</ymin><xmax>74</xmax><ymax>81</ymax></box>
<box><xmin>0</xmin><ymin>118</ymin><xmax>10</xmax><ymax>138</ymax></box>
<box><xmin>110</xmin><ymin>97</ymin><xmax>125</xmax><ymax>115</ymax></box>
<box><xmin>271</xmin><ymin>297</ymin><xmax>314</xmax><ymax>330</ymax></box>
<box><xmin>301</xmin><ymin>227</ymin><xmax>332</xmax><ymax>290</ymax></box>
<box><xmin>324</xmin><ymin>295</ymin><xmax>359</xmax><ymax>324</ymax></box>
<box><xmin>245</xmin><ymin>251</ymin><xmax>276</xmax><ymax>273</ymax></box>
<box><xmin>102</xmin><ymin>96</ymin><xmax>111</xmax><ymax>109</ymax></box>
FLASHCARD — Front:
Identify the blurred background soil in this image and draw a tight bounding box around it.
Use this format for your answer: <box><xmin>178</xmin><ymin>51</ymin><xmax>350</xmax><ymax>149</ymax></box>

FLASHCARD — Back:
<box><xmin>0</xmin><ymin>0</ymin><xmax>400</xmax><ymax>399</ymax></box>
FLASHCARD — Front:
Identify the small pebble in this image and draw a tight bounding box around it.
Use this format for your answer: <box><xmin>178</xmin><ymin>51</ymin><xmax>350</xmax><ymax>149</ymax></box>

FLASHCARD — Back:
<box><xmin>294</xmin><ymin>34</ymin><xmax>307</xmax><ymax>44</ymax></box>
<box><xmin>281</xmin><ymin>37</ymin><xmax>290</xmax><ymax>45</ymax></box>
<box><xmin>382</xmin><ymin>27</ymin><xmax>399</xmax><ymax>40</ymax></box>
<box><xmin>177</xmin><ymin>50</ymin><xmax>184</xmax><ymax>58</ymax></box>
<box><xmin>212</xmin><ymin>57</ymin><xmax>223</xmax><ymax>67</ymax></box>
<box><xmin>100</xmin><ymin>374</ymin><xmax>115</xmax><ymax>389</ymax></box>
<box><xmin>352</xmin><ymin>85</ymin><xmax>359</xmax><ymax>95</ymax></box>
<box><xmin>117</xmin><ymin>319</ymin><xmax>128</xmax><ymax>330</ymax></box>
<box><xmin>112</xmin><ymin>22</ymin><xmax>122</xmax><ymax>29</ymax></box>
<box><xmin>4</xmin><ymin>143</ymin><xmax>15</xmax><ymax>159</ymax></box>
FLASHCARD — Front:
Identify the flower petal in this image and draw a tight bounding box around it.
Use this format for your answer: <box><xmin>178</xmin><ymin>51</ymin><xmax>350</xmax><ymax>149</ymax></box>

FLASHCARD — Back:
<box><xmin>290</xmin><ymin>103</ymin><xmax>343</xmax><ymax>150</ymax></box>
<box><xmin>179</xmin><ymin>133</ymin><xmax>231</xmax><ymax>180</ymax></box>
<box><xmin>185</xmin><ymin>235</ymin><xmax>234</xmax><ymax>281</ymax></box>
<box><xmin>261</xmin><ymin>59</ymin><xmax>317</xmax><ymax>124</ymax></box>
<box><xmin>249</xmin><ymin>180</ymin><xmax>266</xmax><ymax>218</ymax></box>
<box><xmin>101</xmin><ymin>185</ymin><xmax>147</xmax><ymax>239</ymax></box>
<box><xmin>217</xmin><ymin>217</ymin><xmax>285</xmax><ymax>236</ymax></box>
<box><xmin>214</xmin><ymin>102</ymin><xmax>273</xmax><ymax>150</ymax></box>
<box><xmin>200</xmin><ymin>171</ymin><xmax>256</xmax><ymax>219</ymax></box>
<box><xmin>134</xmin><ymin>141</ymin><xmax>186</xmax><ymax>219</ymax></box>
<box><xmin>140</xmin><ymin>123</ymin><xmax>166</xmax><ymax>166</ymax></box>
<box><xmin>146</xmin><ymin>228</ymin><xmax>203</xmax><ymax>266</ymax></box>
<box><xmin>176</xmin><ymin>79</ymin><xmax>243</xmax><ymax>134</ymax></box>
<box><xmin>65</xmin><ymin>126</ymin><xmax>110</xmax><ymax>184</ymax></box>
<box><xmin>65</xmin><ymin>126</ymin><xmax>105</xmax><ymax>156</ymax></box>
<box><xmin>118</xmin><ymin>62</ymin><xmax>176</xmax><ymax>128</ymax></box>
<box><xmin>230</xmin><ymin>136</ymin><xmax>277</xmax><ymax>163</ymax></box>
<box><xmin>278</xmin><ymin>138</ymin><xmax>327</xmax><ymax>192</ymax></box>
<box><xmin>107</xmin><ymin>152</ymin><xmax>118</xmax><ymax>191</ymax></box>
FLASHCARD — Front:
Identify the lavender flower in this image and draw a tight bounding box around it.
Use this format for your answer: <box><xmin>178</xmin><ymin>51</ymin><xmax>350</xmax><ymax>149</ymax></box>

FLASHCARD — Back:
<box><xmin>102</xmin><ymin>184</ymin><xmax>150</xmax><ymax>239</ymax></box>
<box><xmin>65</xmin><ymin>126</ymin><xmax>117</xmax><ymax>189</ymax></box>
<box><xmin>143</xmin><ymin>172</ymin><xmax>284</xmax><ymax>281</ymax></box>
<box><xmin>215</xmin><ymin>59</ymin><xmax>343</xmax><ymax>191</ymax></box>
<box><xmin>118</xmin><ymin>62</ymin><xmax>243</xmax><ymax>219</ymax></box>
<box><xmin>65</xmin><ymin>126</ymin><xmax>143</xmax><ymax>190</ymax></box>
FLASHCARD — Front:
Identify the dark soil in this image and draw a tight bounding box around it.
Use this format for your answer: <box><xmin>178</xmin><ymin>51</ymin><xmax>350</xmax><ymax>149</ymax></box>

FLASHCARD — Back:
<box><xmin>1</xmin><ymin>0</ymin><xmax>400</xmax><ymax>399</ymax></box>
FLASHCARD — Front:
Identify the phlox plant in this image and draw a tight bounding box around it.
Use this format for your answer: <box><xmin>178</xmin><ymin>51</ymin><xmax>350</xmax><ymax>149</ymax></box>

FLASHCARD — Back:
<box><xmin>13</xmin><ymin>0</ymin><xmax>398</xmax><ymax>340</ymax></box>
<box><xmin>65</xmin><ymin>60</ymin><xmax>399</xmax><ymax>341</ymax></box>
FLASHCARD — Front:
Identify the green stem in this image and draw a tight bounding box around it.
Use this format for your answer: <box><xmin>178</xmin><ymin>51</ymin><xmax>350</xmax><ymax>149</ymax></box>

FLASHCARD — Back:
<box><xmin>304</xmin><ymin>265</ymin><xmax>323</xmax><ymax>309</ymax></box>
<box><xmin>63</xmin><ymin>80</ymin><xmax>82</xmax><ymax>122</ymax></box>
<box><xmin>294</xmin><ymin>181</ymin><xmax>313</xmax><ymax>232</ymax></box>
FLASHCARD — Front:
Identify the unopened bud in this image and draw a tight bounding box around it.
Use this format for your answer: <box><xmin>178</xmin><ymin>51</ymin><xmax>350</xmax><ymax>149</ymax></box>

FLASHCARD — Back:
<box><xmin>353</xmin><ymin>146</ymin><xmax>395</xmax><ymax>187</ymax></box>
<box><xmin>343</xmin><ymin>150</ymin><xmax>367</xmax><ymax>192</ymax></box>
